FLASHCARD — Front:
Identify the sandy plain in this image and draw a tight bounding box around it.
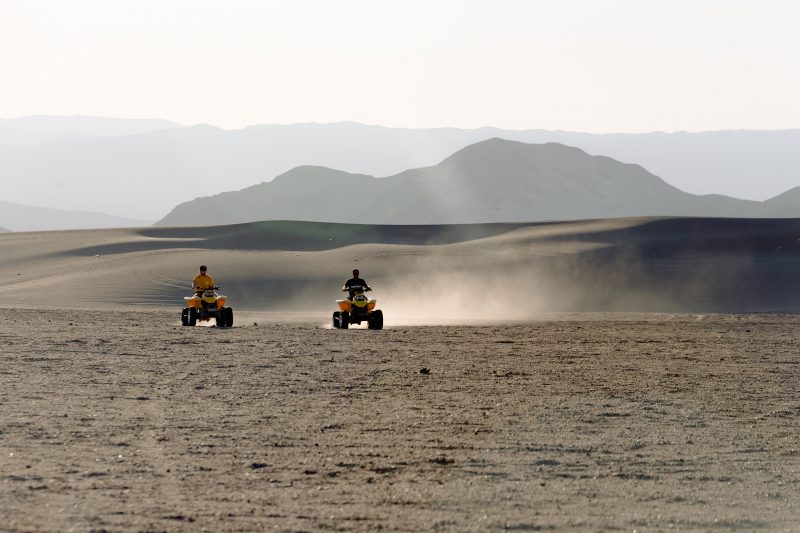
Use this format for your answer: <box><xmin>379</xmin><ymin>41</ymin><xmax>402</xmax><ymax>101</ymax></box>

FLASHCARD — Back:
<box><xmin>2</xmin><ymin>310</ymin><xmax>799</xmax><ymax>532</ymax></box>
<box><xmin>2</xmin><ymin>218</ymin><xmax>800</xmax><ymax>531</ymax></box>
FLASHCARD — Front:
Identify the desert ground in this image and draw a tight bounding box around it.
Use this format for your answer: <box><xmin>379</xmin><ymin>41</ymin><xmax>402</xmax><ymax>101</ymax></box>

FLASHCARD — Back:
<box><xmin>2</xmin><ymin>218</ymin><xmax>800</xmax><ymax>531</ymax></box>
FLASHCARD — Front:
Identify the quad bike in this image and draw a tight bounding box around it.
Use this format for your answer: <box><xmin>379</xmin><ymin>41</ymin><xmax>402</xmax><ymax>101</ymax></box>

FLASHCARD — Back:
<box><xmin>182</xmin><ymin>287</ymin><xmax>233</xmax><ymax>328</ymax></box>
<box><xmin>333</xmin><ymin>285</ymin><xmax>383</xmax><ymax>330</ymax></box>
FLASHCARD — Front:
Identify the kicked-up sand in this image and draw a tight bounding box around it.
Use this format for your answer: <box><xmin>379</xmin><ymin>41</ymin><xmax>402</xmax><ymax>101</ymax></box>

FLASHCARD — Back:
<box><xmin>1</xmin><ymin>217</ymin><xmax>800</xmax><ymax>531</ymax></box>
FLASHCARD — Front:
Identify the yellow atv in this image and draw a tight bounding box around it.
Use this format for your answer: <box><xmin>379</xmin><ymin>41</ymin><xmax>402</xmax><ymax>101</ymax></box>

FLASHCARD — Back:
<box><xmin>333</xmin><ymin>285</ymin><xmax>383</xmax><ymax>329</ymax></box>
<box><xmin>182</xmin><ymin>287</ymin><xmax>233</xmax><ymax>328</ymax></box>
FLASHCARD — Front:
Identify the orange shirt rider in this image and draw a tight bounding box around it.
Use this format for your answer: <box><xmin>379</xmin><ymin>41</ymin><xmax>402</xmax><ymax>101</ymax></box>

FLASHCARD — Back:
<box><xmin>192</xmin><ymin>265</ymin><xmax>215</xmax><ymax>295</ymax></box>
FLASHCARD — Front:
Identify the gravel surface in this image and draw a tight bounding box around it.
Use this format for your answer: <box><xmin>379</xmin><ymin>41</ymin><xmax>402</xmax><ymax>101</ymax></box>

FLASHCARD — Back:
<box><xmin>1</xmin><ymin>309</ymin><xmax>799</xmax><ymax>532</ymax></box>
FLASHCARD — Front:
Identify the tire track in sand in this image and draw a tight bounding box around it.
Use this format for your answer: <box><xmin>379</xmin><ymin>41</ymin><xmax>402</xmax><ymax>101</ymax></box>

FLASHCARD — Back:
<box><xmin>110</xmin><ymin>350</ymin><xmax>207</xmax><ymax>529</ymax></box>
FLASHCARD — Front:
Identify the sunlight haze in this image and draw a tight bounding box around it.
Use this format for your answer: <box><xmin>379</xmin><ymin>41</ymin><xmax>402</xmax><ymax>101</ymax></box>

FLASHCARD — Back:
<box><xmin>1</xmin><ymin>0</ymin><xmax>798</xmax><ymax>132</ymax></box>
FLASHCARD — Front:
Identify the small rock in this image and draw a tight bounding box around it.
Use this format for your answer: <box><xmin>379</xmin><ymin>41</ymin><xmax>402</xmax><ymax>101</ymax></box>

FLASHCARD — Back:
<box><xmin>420</xmin><ymin>368</ymin><xmax>430</xmax><ymax>375</ymax></box>
<box><xmin>163</xmin><ymin>515</ymin><xmax>193</xmax><ymax>522</ymax></box>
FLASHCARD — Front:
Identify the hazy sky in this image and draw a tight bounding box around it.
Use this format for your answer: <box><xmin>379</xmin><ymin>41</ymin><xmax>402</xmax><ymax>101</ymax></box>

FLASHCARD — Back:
<box><xmin>1</xmin><ymin>0</ymin><xmax>798</xmax><ymax>132</ymax></box>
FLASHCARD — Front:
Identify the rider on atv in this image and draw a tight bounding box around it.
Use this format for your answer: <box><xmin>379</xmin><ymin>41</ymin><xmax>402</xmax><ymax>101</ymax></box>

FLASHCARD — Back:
<box><xmin>342</xmin><ymin>269</ymin><xmax>371</xmax><ymax>300</ymax></box>
<box><xmin>192</xmin><ymin>265</ymin><xmax>215</xmax><ymax>296</ymax></box>
<box><xmin>334</xmin><ymin>269</ymin><xmax>382</xmax><ymax>329</ymax></box>
<box><xmin>183</xmin><ymin>265</ymin><xmax>233</xmax><ymax>328</ymax></box>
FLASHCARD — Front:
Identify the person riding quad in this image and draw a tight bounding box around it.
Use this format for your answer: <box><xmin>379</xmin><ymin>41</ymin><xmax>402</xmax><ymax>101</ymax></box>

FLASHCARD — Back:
<box><xmin>342</xmin><ymin>269</ymin><xmax>371</xmax><ymax>300</ymax></box>
<box><xmin>192</xmin><ymin>265</ymin><xmax>215</xmax><ymax>296</ymax></box>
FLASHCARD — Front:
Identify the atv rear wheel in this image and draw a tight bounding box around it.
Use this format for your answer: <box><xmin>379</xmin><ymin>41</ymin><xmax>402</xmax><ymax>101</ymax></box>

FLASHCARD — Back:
<box><xmin>181</xmin><ymin>308</ymin><xmax>189</xmax><ymax>326</ymax></box>
<box><xmin>225</xmin><ymin>307</ymin><xmax>234</xmax><ymax>328</ymax></box>
<box><xmin>368</xmin><ymin>310</ymin><xmax>384</xmax><ymax>330</ymax></box>
<box><xmin>188</xmin><ymin>307</ymin><xmax>198</xmax><ymax>326</ymax></box>
<box><xmin>340</xmin><ymin>311</ymin><xmax>349</xmax><ymax>329</ymax></box>
<box><xmin>332</xmin><ymin>311</ymin><xmax>341</xmax><ymax>328</ymax></box>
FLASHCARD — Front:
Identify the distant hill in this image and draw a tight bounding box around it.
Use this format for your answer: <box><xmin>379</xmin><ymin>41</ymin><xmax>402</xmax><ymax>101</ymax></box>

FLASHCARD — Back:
<box><xmin>758</xmin><ymin>187</ymin><xmax>800</xmax><ymax>217</ymax></box>
<box><xmin>1</xmin><ymin>118</ymin><xmax>799</xmax><ymax>221</ymax></box>
<box><xmin>0</xmin><ymin>226</ymin><xmax>10</xmax><ymax>233</ymax></box>
<box><xmin>0</xmin><ymin>115</ymin><xmax>180</xmax><ymax>148</ymax></box>
<box><xmin>0</xmin><ymin>200</ymin><xmax>151</xmax><ymax>232</ymax></box>
<box><xmin>157</xmin><ymin>139</ymin><xmax>770</xmax><ymax>226</ymax></box>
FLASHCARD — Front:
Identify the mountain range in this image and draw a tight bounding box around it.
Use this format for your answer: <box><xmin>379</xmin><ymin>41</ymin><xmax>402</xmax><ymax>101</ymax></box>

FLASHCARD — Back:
<box><xmin>1</xmin><ymin>116</ymin><xmax>799</xmax><ymax>222</ymax></box>
<box><xmin>158</xmin><ymin>138</ymin><xmax>798</xmax><ymax>226</ymax></box>
<box><xmin>0</xmin><ymin>115</ymin><xmax>180</xmax><ymax>148</ymax></box>
<box><xmin>0</xmin><ymin>200</ymin><xmax>150</xmax><ymax>232</ymax></box>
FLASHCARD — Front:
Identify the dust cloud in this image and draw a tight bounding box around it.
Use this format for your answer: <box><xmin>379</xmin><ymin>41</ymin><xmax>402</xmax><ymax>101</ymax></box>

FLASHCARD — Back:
<box><xmin>376</xmin><ymin>267</ymin><xmax>552</xmax><ymax>326</ymax></box>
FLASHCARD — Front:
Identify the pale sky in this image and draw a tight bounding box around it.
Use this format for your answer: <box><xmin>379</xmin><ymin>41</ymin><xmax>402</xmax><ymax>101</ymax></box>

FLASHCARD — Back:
<box><xmin>1</xmin><ymin>0</ymin><xmax>798</xmax><ymax>133</ymax></box>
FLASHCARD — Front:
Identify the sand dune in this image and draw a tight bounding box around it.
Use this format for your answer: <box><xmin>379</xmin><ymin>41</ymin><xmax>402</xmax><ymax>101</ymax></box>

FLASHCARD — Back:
<box><xmin>2</xmin><ymin>217</ymin><xmax>800</xmax><ymax>317</ymax></box>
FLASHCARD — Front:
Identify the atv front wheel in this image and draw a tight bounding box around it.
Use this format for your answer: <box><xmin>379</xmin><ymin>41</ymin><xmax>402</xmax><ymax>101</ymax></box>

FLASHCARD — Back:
<box><xmin>368</xmin><ymin>310</ymin><xmax>384</xmax><ymax>330</ymax></box>
<box><xmin>214</xmin><ymin>307</ymin><xmax>233</xmax><ymax>328</ymax></box>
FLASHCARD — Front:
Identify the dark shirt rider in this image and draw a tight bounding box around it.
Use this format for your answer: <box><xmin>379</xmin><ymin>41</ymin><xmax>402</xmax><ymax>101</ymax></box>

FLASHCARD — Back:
<box><xmin>343</xmin><ymin>269</ymin><xmax>371</xmax><ymax>300</ymax></box>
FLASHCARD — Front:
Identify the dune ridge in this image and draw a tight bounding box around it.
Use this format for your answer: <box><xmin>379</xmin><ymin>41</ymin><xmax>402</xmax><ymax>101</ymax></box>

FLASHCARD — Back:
<box><xmin>2</xmin><ymin>217</ymin><xmax>800</xmax><ymax>317</ymax></box>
